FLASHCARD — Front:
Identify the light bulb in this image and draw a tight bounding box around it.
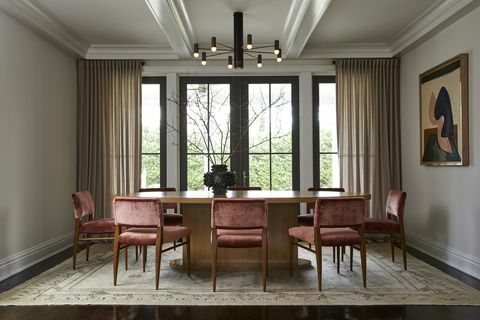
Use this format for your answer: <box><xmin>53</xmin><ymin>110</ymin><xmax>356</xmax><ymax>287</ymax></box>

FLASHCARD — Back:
<box><xmin>276</xmin><ymin>56</ymin><xmax>282</xmax><ymax>62</ymax></box>
<box><xmin>211</xmin><ymin>46</ymin><xmax>217</xmax><ymax>52</ymax></box>
<box><xmin>228</xmin><ymin>64</ymin><xmax>233</xmax><ymax>69</ymax></box>
<box><xmin>247</xmin><ymin>44</ymin><xmax>253</xmax><ymax>50</ymax></box>
<box><xmin>193</xmin><ymin>52</ymin><xmax>199</xmax><ymax>58</ymax></box>
<box><xmin>274</xmin><ymin>49</ymin><xmax>279</xmax><ymax>55</ymax></box>
<box><xmin>202</xmin><ymin>60</ymin><xmax>207</xmax><ymax>66</ymax></box>
<box><xmin>257</xmin><ymin>63</ymin><xmax>262</xmax><ymax>68</ymax></box>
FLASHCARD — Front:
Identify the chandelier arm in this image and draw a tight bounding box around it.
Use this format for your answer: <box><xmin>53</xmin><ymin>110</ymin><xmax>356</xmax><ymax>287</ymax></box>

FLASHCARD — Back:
<box><xmin>206</xmin><ymin>52</ymin><xmax>231</xmax><ymax>58</ymax></box>
<box><xmin>248</xmin><ymin>50</ymin><xmax>277</xmax><ymax>54</ymax></box>
<box><xmin>247</xmin><ymin>44</ymin><xmax>275</xmax><ymax>50</ymax></box>
<box><xmin>216</xmin><ymin>42</ymin><xmax>234</xmax><ymax>50</ymax></box>
<box><xmin>243</xmin><ymin>52</ymin><xmax>257</xmax><ymax>59</ymax></box>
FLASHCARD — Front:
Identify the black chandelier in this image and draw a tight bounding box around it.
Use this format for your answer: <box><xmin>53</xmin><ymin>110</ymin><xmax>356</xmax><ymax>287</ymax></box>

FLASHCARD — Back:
<box><xmin>193</xmin><ymin>12</ymin><xmax>282</xmax><ymax>69</ymax></box>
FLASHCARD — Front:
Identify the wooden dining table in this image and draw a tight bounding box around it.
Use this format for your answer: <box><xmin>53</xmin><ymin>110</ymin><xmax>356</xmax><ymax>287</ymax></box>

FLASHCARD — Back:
<box><xmin>119</xmin><ymin>190</ymin><xmax>371</xmax><ymax>271</ymax></box>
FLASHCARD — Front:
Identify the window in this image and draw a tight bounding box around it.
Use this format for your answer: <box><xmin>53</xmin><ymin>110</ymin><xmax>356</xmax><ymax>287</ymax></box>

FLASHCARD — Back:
<box><xmin>140</xmin><ymin>77</ymin><xmax>166</xmax><ymax>189</ymax></box>
<box><xmin>180</xmin><ymin>77</ymin><xmax>299</xmax><ymax>191</ymax></box>
<box><xmin>313</xmin><ymin>76</ymin><xmax>340</xmax><ymax>188</ymax></box>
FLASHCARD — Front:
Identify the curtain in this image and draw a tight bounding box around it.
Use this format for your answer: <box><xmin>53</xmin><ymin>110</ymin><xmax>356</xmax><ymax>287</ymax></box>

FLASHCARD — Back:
<box><xmin>77</xmin><ymin>60</ymin><xmax>142</xmax><ymax>218</ymax></box>
<box><xmin>336</xmin><ymin>58</ymin><xmax>401</xmax><ymax>218</ymax></box>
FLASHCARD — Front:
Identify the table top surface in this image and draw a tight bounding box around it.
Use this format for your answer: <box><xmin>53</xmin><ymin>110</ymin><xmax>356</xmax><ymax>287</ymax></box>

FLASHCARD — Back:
<box><xmin>116</xmin><ymin>190</ymin><xmax>371</xmax><ymax>204</ymax></box>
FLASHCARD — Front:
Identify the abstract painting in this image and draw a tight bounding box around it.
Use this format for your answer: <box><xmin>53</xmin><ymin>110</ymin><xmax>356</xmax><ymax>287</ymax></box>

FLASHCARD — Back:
<box><xmin>419</xmin><ymin>54</ymin><xmax>469</xmax><ymax>166</ymax></box>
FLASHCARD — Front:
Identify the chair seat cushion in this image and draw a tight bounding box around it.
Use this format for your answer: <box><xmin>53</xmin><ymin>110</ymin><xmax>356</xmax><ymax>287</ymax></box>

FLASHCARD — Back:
<box><xmin>79</xmin><ymin>218</ymin><xmax>115</xmax><ymax>233</ymax></box>
<box><xmin>216</xmin><ymin>229</ymin><xmax>263</xmax><ymax>248</ymax></box>
<box><xmin>163</xmin><ymin>213</ymin><xmax>183</xmax><ymax>226</ymax></box>
<box><xmin>297</xmin><ymin>214</ymin><xmax>313</xmax><ymax>226</ymax></box>
<box><xmin>288</xmin><ymin>226</ymin><xmax>361</xmax><ymax>246</ymax></box>
<box><xmin>118</xmin><ymin>226</ymin><xmax>191</xmax><ymax>246</ymax></box>
<box><xmin>365</xmin><ymin>217</ymin><xmax>400</xmax><ymax>233</ymax></box>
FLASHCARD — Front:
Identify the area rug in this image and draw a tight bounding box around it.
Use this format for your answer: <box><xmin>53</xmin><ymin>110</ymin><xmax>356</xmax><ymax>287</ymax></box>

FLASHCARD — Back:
<box><xmin>1</xmin><ymin>243</ymin><xmax>479</xmax><ymax>306</ymax></box>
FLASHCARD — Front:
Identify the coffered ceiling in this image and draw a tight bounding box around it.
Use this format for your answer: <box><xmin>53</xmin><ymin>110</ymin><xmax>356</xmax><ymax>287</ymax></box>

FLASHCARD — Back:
<box><xmin>0</xmin><ymin>0</ymin><xmax>477</xmax><ymax>60</ymax></box>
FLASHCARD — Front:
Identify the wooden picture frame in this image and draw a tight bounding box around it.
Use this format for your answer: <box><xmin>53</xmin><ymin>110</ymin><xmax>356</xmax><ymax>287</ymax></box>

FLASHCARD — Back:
<box><xmin>419</xmin><ymin>54</ymin><xmax>469</xmax><ymax>166</ymax></box>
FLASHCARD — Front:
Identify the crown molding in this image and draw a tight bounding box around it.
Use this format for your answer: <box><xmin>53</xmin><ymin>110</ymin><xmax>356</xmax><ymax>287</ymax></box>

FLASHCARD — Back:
<box><xmin>0</xmin><ymin>0</ymin><xmax>89</xmax><ymax>57</ymax></box>
<box><xmin>86</xmin><ymin>45</ymin><xmax>177</xmax><ymax>60</ymax></box>
<box><xmin>389</xmin><ymin>0</ymin><xmax>477</xmax><ymax>56</ymax></box>
<box><xmin>301</xmin><ymin>43</ymin><xmax>392</xmax><ymax>59</ymax></box>
<box><xmin>281</xmin><ymin>0</ymin><xmax>332</xmax><ymax>58</ymax></box>
<box><xmin>144</xmin><ymin>0</ymin><xmax>195</xmax><ymax>59</ymax></box>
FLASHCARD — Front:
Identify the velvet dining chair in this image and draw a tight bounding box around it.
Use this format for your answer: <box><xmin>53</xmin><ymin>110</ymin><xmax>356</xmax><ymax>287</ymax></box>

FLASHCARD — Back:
<box><xmin>297</xmin><ymin>187</ymin><xmax>346</xmax><ymax>261</ymax></box>
<box><xmin>365</xmin><ymin>189</ymin><xmax>408</xmax><ymax>269</ymax></box>
<box><xmin>112</xmin><ymin>197</ymin><xmax>191</xmax><ymax>289</ymax></box>
<box><xmin>289</xmin><ymin>197</ymin><xmax>366</xmax><ymax>290</ymax></box>
<box><xmin>211</xmin><ymin>199</ymin><xmax>268</xmax><ymax>292</ymax></box>
<box><xmin>71</xmin><ymin>191</ymin><xmax>115</xmax><ymax>269</ymax></box>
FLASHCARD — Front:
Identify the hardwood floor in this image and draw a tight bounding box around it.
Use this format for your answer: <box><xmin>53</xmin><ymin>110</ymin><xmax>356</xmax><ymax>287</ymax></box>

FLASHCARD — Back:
<box><xmin>1</xmin><ymin>246</ymin><xmax>479</xmax><ymax>320</ymax></box>
<box><xmin>1</xmin><ymin>305</ymin><xmax>480</xmax><ymax>320</ymax></box>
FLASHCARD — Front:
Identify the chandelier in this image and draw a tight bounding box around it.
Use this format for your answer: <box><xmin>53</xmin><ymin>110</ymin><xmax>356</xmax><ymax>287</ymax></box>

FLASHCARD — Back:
<box><xmin>193</xmin><ymin>12</ymin><xmax>282</xmax><ymax>69</ymax></box>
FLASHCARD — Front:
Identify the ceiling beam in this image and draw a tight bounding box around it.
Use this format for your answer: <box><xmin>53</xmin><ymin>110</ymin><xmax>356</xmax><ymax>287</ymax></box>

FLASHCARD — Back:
<box><xmin>144</xmin><ymin>0</ymin><xmax>195</xmax><ymax>59</ymax></box>
<box><xmin>281</xmin><ymin>0</ymin><xmax>331</xmax><ymax>58</ymax></box>
<box><xmin>0</xmin><ymin>0</ymin><xmax>89</xmax><ymax>57</ymax></box>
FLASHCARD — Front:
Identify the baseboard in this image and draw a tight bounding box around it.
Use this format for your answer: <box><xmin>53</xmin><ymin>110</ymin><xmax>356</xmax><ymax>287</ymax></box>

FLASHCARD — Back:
<box><xmin>406</xmin><ymin>231</ymin><xmax>480</xmax><ymax>281</ymax></box>
<box><xmin>0</xmin><ymin>233</ymin><xmax>72</xmax><ymax>282</ymax></box>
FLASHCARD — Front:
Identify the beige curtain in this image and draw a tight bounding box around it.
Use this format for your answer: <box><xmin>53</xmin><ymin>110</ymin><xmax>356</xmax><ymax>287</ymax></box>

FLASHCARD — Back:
<box><xmin>336</xmin><ymin>58</ymin><xmax>401</xmax><ymax>218</ymax></box>
<box><xmin>77</xmin><ymin>60</ymin><xmax>142</xmax><ymax>218</ymax></box>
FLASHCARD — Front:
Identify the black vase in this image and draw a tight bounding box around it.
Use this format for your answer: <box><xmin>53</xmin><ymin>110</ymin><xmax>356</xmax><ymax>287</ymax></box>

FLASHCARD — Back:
<box><xmin>204</xmin><ymin>164</ymin><xmax>236</xmax><ymax>196</ymax></box>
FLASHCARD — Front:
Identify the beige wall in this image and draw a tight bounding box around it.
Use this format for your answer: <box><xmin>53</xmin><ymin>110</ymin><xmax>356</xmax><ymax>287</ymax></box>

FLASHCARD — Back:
<box><xmin>0</xmin><ymin>9</ymin><xmax>76</xmax><ymax>277</ymax></box>
<box><xmin>400</xmin><ymin>7</ymin><xmax>480</xmax><ymax>278</ymax></box>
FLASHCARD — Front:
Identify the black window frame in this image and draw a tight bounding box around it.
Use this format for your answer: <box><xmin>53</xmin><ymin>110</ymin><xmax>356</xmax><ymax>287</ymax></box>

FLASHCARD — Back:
<box><xmin>312</xmin><ymin>75</ymin><xmax>338</xmax><ymax>188</ymax></box>
<box><xmin>179</xmin><ymin>76</ymin><xmax>299</xmax><ymax>191</ymax></box>
<box><xmin>140</xmin><ymin>76</ymin><xmax>167</xmax><ymax>189</ymax></box>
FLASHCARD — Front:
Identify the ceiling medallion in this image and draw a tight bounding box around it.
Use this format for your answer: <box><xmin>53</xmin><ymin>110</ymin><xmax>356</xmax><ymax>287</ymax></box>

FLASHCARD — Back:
<box><xmin>193</xmin><ymin>12</ymin><xmax>282</xmax><ymax>69</ymax></box>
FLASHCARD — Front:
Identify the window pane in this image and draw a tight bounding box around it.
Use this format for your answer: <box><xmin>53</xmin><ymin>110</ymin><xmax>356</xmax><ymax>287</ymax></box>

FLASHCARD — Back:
<box><xmin>271</xmin><ymin>154</ymin><xmax>292</xmax><ymax>190</ymax></box>
<box><xmin>186</xmin><ymin>84</ymin><xmax>209</xmax><ymax>153</ymax></box>
<box><xmin>249</xmin><ymin>154</ymin><xmax>270</xmax><ymax>190</ymax></box>
<box><xmin>209</xmin><ymin>84</ymin><xmax>230</xmax><ymax>155</ymax></box>
<box><xmin>187</xmin><ymin>154</ymin><xmax>208</xmax><ymax>191</ymax></box>
<box><xmin>318</xmin><ymin>83</ymin><xmax>337</xmax><ymax>153</ymax></box>
<box><xmin>141</xmin><ymin>154</ymin><xmax>160</xmax><ymax>188</ymax></box>
<box><xmin>142</xmin><ymin>84</ymin><xmax>160</xmax><ymax>153</ymax></box>
<box><xmin>319</xmin><ymin>153</ymin><xmax>340</xmax><ymax>188</ymax></box>
<box><xmin>271</xmin><ymin>83</ymin><xmax>292</xmax><ymax>153</ymax></box>
<box><xmin>248</xmin><ymin>84</ymin><xmax>270</xmax><ymax>153</ymax></box>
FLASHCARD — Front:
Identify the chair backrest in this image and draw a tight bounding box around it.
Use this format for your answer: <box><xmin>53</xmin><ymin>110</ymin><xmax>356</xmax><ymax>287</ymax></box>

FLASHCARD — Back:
<box><xmin>138</xmin><ymin>187</ymin><xmax>177</xmax><ymax>213</ymax></box>
<box><xmin>211</xmin><ymin>199</ymin><xmax>268</xmax><ymax>229</ymax></box>
<box><xmin>227</xmin><ymin>186</ymin><xmax>262</xmax><ymax>191</ymax></box>
<box><xmin>72</xmin><ymin>191</ymin><xmax>95</xmax><ymax>219</ymax></box>
<box><xmin>314</xmin><ymin>197</ymin><xmax>365</xmax><ymax>228</ymax></box>
<box><xmin>385</xmin><ymin>189</ymin><xmax>407</xmax><ymax>219</ymax></box>
<box><xmin>306</xmin><ymin>187</ymin><xmax>345</xmax><ymax>214</ymax></box>
<box><xmin>113</xmin><ymin>197</ymin><xmax>163</xmax><ymax>227</ymax></box>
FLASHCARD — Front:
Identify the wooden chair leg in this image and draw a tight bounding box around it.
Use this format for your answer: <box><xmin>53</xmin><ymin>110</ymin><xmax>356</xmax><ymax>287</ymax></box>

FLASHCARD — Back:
<box><xmin>289</xmin><ymin>236</ymin><xmax>294</xmax><ymax>277</ymax></box>
<box><xmin>72</xmin><ymin>223</ymin><xmax>80</xmax><ymax>270</ymax></box>
<box><xmin>135</xmin><ymin>246</ymin><xmax>139</xmax><ymax>262</ymax></box>
<box><xmin>212</xmin><ymin>245</ymin><xmax>217</xmax><ymax>292</ymax></box>
<box><xmin>262</xmin><ymin>238</ymin><xmax>267</xmax><ymax>292</ymax></box>
<box><xmin>315</xmin><ymin>242</ymin><xmax>322</xmax><ymax>291</ymax></box>
<box><xmin>155</xmin><ymin>243</ymin><xmax>162</xmax><ymax>290</ymax></box>
<box><xmin>186</xmin><ymin>236</ymin><xmax>191</xmax><ymax>276</ymax></box>
<box><xmin>142</xmin><ymin>245</ymin><xmax>147</xmax><ymax>272</ymax></box>
<box><xmin>360</xmin><ymin>230</ymin><xmax>367</xmax><ymax>288</ymax></box>
<box><xmin>341</xmin><ymin>246</ymin><xmax>345</xmax><ymax>262</ymax></box>
<box><xmin>401</xmin><ymin>231</ymin><xmax>407</xmax><ymax>270</ymax></box>
<box><xmin>332</xmin><ymin>246</ymin><xmax>336</xmax><ymax>263</ymax></box>
<box><xmin>350</xmin><ymin>246</ymin><xmax>353</xmax><ymax>271</ymax></box>
<box><xmin>85</xmin><ymin>235</ymin><xmax>90</xmax><ymax>262</ymax></box>
<box><xmin>113</xmin><ymin>237</ymin><xmax>120</xmax><ymax>286</ymax></box>
<box><xmin>390</xmin><ymin>233</ymin><xmax>395</xmax><ymax>262</ymax></box>
<box><xmin>336</xmin><ymin>246</ymin><xmax>340</xmax><ymax>274</ymax></box>
<box><xmin>124</xmin><ymin>246</ymin><xmax>128</xmax><ymax>270</ymax></box>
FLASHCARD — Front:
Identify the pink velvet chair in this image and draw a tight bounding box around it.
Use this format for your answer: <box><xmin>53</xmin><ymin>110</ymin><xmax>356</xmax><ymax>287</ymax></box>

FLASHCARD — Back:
<box><xmin>72</xmin><ymin>191</ymin><xmax>115</xmax><ymax>269</ymax></box>
<box><xmin>365</xmin><ymin>189</ymin><xmax>408</xmax><ymax>269</ymax></box>
<box><xmin>211</xmin><ymin>199</ymin><xmax>268</xmax><ymax>292</ymax></box>
<box><xmin>289</xmin><ymin>197</ymin><xmax>366</xmax><ymax>290</ymax></box>
<box><xmin>113</xmin><ymin>197</ymin><xmax>191</xmax><ymax>289</ymax></box>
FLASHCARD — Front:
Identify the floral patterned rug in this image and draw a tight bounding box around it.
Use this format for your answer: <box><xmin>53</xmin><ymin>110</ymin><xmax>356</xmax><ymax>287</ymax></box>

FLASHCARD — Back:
<box><xmin>1</xmin><ymin>243</ymin><xmax>479</xmax><ymax>305</ymax></box>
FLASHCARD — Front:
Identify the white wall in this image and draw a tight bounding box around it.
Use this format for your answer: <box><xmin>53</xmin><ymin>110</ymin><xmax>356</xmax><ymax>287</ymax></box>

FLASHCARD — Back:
<box><xmin>400</xmin><ymin>7</ymin><xmax>480</xmax><ymax>279</ymax></box>
<box><xmin>0</xmin><ymin>10</ymin><xmax>77</xmax><ymax>280</ymax></box>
